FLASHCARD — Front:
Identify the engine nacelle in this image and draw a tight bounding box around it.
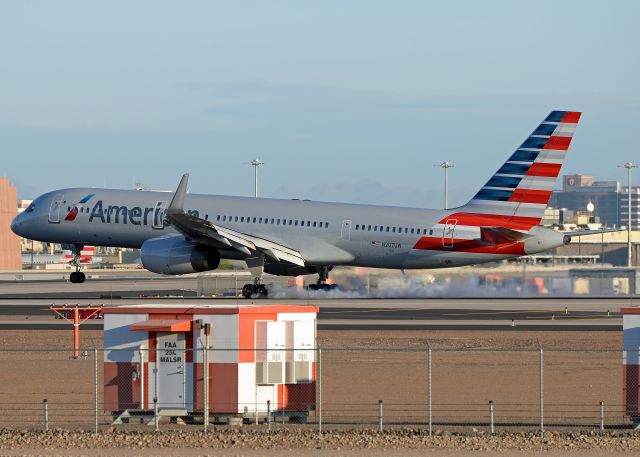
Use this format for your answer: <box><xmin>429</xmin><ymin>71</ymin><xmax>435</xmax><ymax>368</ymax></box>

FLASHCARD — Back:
<box><xmin>140</xmin><ymin>236</ymin><xmax>220</xmax><ymax>275</ymax></box>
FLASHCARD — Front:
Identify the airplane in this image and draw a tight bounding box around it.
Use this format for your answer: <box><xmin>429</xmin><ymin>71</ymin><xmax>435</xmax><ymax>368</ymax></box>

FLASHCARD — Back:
<box><xmin>12</xmin><ymin>110</ymin><xmax>593</xmax><ymax>297</ymax></box>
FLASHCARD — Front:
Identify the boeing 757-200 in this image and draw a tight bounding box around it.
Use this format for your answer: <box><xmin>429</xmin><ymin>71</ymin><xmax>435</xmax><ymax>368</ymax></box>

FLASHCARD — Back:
<box><xmin>12</xmin><ymin>110</ymin><xmax>595</xmax><ymax>297</ymax></box>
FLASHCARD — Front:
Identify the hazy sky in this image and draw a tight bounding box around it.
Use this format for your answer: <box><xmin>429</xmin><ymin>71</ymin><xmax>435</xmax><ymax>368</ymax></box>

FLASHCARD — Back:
<box><xmin>1</xmin><ymin>1</ymin><xmax>638</xmax><ymax>207</ymax></box>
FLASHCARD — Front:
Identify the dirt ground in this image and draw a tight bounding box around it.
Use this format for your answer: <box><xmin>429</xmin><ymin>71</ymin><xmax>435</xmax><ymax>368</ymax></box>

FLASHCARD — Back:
<box><xmin>0</xmin><ymin>329</ymin><xmax>626</xmax><ymax>427</ymax></box>
<box><xmin>0</xmin><ymin>328</ymin><xmax>635</xmax><ymax>454</ymax></box>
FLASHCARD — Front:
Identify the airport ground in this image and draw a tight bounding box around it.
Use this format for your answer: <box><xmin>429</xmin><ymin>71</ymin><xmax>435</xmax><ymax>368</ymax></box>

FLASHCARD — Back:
<box><xmin>0</xmin><ymin>270</ymin><xmax>638</xmax><ymax>455</ymax></box>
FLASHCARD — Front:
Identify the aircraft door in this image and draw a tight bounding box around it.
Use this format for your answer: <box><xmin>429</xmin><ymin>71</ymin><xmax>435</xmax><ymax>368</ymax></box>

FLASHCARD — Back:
<box><xmin>152</xmin><ymin>201</ymin><xmax>168</xmax><ymax>230</ymax></box>
<box><xmin>48</xmin><ymin>194</ymin><xmax>64</xmax><ymax>224</ymax></box>
<box><xmin>442</xmin><ymin>218</ymin><xmax>457</xmax><ymax>248</ymax></box>
<box><xmin>340</xmin><ymin>220</ymin><xmax>352</xmax><ymax>240</ymax></box>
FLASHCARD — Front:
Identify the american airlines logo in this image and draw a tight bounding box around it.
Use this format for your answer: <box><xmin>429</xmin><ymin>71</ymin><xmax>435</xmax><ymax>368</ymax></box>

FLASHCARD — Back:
<box><xmin>64</xmin><ymin>194</ymin><xmax>95</xmax><ymax>221</ymax></box>
<box><xmin>86</xmin><ymin>200</ymin><xmax>199</xmax><ymax>227</ymax></box>
<box><xmin>88</xmin><ymin>200</ymin><xmax>170</xmax><ymax>227</ymax></box>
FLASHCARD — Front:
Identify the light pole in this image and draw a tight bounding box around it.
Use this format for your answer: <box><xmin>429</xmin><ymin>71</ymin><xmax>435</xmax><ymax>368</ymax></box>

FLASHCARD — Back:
<box><xmin>619</xmin><ymin>162</ymin><xmax>639</xmax><ymax>268</ymax></box>
<box><xmin>249</xmin><ymin>158</ymin><xmax>264</xmax><ymax>198</ymax></box>
<box><xmin>434</xmin><ymin>161</ymin><xmax>454</xmax><ymax>209</ymax></box>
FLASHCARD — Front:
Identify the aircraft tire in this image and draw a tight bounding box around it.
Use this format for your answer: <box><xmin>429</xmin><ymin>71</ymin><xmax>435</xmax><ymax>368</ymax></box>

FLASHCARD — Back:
<box><xmin>256</xmin><ymin>284</ymin><xmax>268</xmax><ymax>297</ymax></box>
<box><xmin>77</xmin><ymin>272</ymin><xmax>86</xmax><ymax>283</ymax></box>
<box><xmin>242</xmin><ymin>284</ymin><xmax>253</xmax><ymax>299</ymax></box>
<box><xmin>69</xmin><ymin>272</ymin><xmax>78</xmax><ymax>283</ymax></box>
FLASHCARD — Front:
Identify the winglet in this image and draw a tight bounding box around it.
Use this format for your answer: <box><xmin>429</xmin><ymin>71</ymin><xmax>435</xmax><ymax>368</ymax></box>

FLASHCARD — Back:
<box><xmin>168</xmin><ymin>173</ymin><xmax>189</xmax><ymax>213</ymax></box>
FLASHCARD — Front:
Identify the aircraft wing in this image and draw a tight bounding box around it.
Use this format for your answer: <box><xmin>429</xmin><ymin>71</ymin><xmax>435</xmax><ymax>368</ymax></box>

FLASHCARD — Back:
<box><xmin>163</xmin><ymin>174</ymin><xmax>306</xmax><ymax>267</ymax></box>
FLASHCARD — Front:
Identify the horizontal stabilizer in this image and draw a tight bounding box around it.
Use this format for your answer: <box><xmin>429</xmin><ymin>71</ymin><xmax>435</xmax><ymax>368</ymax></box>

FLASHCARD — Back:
<box><xmin>564</xmin><ymin>228</ymin><xmax>624</xmax><ymax>237</ymax></box>
<box><xmin>480</xmin><ymin>226</ymin><xmax>531</xmax><ymax>244</ymax></box>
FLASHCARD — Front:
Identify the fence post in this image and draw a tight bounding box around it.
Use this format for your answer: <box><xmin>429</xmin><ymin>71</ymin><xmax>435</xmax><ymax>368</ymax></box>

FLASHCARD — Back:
<box><xmin>378</xmin><ymin>400</ymin><xmax>383</xmax><ymax>432</ymax></box>
<box><xmin>317</xmin><ymin>346</ymin><xmax>322</xmax><ymax>434</ymax></box>
<box><xmin>204</xmin><ymin>346</ymin><xmax>209</xmax><ymax>432</ymax></box>
<box><xmin>153</xmin><ymin>365</ymin><xmax>159</xmax><ymax>431</ymax></box>
<box><xmin>94</xmin><ymin>348</ymin><xmax>98</xmax><ymax>433</ymax></box>
<box><xmin>43</xmin><ymin>399</ymin><xmax>49</xmax><ymax>432</ymax></box>
<box><xmin>539</xmin><ymin>344</ymin><xmax>544</xmax><ymax>436</ymax></box>
<box><xmin>600</xmin><ymin>401</ymin><xmax>605</xmax><ymax>431</ymax></box>
<box><xmin>139</xmin><ymin>347</ymin><xmax>145</xmax><ymax>410</ymax></box>
<box><xmin>427</xmin><ymin>342</ymin><xmax>432</xmax><ymax>437</ymax></box>
<box><xmin>267</xmin><ymin>400</ymin><xmax>272</xmax><ymax>431</ymax></box>
<box><xmin>489</xmin><ymin>400</ymin><xmax>494</xmax><ymax>434</ymax></box>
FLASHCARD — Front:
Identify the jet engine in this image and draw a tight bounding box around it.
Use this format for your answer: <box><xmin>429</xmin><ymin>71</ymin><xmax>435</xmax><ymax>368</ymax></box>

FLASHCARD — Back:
<box><xmin>140</xmin><ymin>235</ymin><xmax>220</xmax><ymax>275</ymax></box>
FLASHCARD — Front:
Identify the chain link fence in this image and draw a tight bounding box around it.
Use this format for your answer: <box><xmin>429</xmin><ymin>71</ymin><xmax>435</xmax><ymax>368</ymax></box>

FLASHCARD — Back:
<box><xmin>0</xmin><ymin>346</ymin><xmax>637</xmax><ymax>432</ymax></box>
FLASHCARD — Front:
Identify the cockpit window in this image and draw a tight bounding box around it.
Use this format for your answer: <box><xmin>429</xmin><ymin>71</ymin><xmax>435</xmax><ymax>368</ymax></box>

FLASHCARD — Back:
<box><xmin>25</xmin><ymin>203</ymin><xmax>35</xmax><ymax>213</ymax></box>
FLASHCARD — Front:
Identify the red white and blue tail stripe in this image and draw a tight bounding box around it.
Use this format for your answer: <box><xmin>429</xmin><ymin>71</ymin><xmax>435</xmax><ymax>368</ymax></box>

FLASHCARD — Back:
<box><xmin>413</xmin><ymin>111</ymin><xmax>581</xmax><ymax>256</ymax></box>
<box><xmin>464</xmin><ymin>110</ymin><xmax>581</xmax><ymax>220</ymax></box>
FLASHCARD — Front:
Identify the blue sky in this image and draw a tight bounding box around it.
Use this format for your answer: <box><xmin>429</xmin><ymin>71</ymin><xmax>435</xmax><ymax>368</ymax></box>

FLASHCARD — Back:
<box><xmin>1</xmin><ymin>1</ymin><xmax>638</xmax><ymax>207</ymax></box>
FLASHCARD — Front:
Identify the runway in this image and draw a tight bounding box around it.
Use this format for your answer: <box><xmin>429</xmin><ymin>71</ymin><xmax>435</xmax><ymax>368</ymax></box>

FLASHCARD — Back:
<box><xmin>0</xmin><ymin>297</ymin><xmax>625</xmax><ymax>331</ymax></box>
<box><xmin>0</xmin><ymin>271</ymin><xmax>632</xmax><ymax>330</ymax></box>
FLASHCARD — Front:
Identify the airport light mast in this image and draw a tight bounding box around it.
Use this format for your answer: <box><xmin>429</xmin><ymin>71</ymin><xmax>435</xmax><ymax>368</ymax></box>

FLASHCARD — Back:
<box><xmin>619</xmin><ymin>162</ymin><xmax>639</xmax><ymax>268</ymax></box>
<box><xmin>249</xmin><ymin>158</ymin><xmax>264</xmax><ymax>198</ymax></box>
<box><xmin>434</xmin><ymin>161</ymin><xmax>454</xmax><ymax>209</ymax></box>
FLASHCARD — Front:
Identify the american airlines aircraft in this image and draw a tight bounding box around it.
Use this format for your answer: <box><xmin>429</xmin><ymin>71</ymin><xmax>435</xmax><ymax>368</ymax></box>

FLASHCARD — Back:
<box><xmin>12</xmin><ymin>111</ymin><xmax>591</xmax><ymax>297</ymax></box>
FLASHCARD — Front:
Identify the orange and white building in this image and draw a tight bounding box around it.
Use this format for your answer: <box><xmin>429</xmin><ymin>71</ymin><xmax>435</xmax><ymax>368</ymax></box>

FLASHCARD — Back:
<box><xmin>623</xmin><ymin>307</ymin><xmax>640</xmax><ymax>424</ymax></box>
<box><xmin>103</xmin><ymin>304</ymin><xmax>318</xmax><ymax>419</ymax></box>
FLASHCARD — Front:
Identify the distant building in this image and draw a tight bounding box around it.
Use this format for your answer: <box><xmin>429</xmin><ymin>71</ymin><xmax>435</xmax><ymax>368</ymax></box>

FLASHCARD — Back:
<box><xmin>0</xmin><ymin>178</ymin><xmax>22</xmax><ymax>270</ymax></box>
<box><xmin>549</xmin><ymin>174</ymin><xmax>626</xmax><ymax>228</ymax></box>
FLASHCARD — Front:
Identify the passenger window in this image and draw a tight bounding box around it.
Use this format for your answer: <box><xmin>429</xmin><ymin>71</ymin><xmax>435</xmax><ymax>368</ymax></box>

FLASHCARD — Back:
<box><xmin>259</xmin><ymin>218</ymin><xmax>262</xmax><ymax>223</ymax></box>
<box><xmin>429</xmin><ymin>229</ymin><xmax>433</xmax><ymax>235</ymax></box>
<box><xmin>223</xmin><ymin>216</ymin><xmax>227</xmax><ymax>221</ymax></box>
<box><xmin>392</xmin><ymin>227</ymin><xmax>396</xmax><ymax>233</ymax></box>
<box><xmin>386</xmin><ymin>226</ymin><xmax>390</xmax><ymax>232</ymax></box>
<box><xmin>404</xmin><ymin>228</ymin><xmax>408</xmax><ymax>234</ymax></box>
<box><xmin>240</xmin><ymin>217</ymin><xmax>244</xmax><ymax>222</ymax></box>
<box><xmin>289</xmin><ymin>220</ymin><xmax>293</xmax><ymax>225</ymax></box>
<box><xmin>423</xmin><ymin>229</ymin><xmax>427</xmax><ymax>235</ymax></box>
<box><xmin>205</xmin><ymin>215</ymin><xmax>209</xmax><ymax>220</ymax></box>
<box><xmin>235</xmin><ymin>216</ymin><xmax>238</xmax><ymax>222</ymax></box>
<box><xmin>313</xmin><ymin>221</ymin><xmax>317</xmax><ymax>227</ymax></box>
<box><xmin>270</xmin><ymin>218</ymin><xmax>274</xmax><ymax>224</ymax></box>
<box><xmin>367</xmin><ymin>225</ymin><xmax>371</xmax><ymax>231</ymax></box>
<box><xmin>355</xmin><ymin>224</ymin><xmax>359</xmax><ymax>230</ymax></box>
<box><xmin>295</xmin><ymin>220</ymin><xmax>298</xmax><ymax>226</ymax></box>
<box><xmin>411</xmin><ymin>228</ymin><xmax>414</xmax><ymax>234</ymax></box>
<box><xmin>277</xmin><ymin>219</ymin><xmax>280</xmax><ymax>225</ymax></box>
<box><xmin>217</xmin><ymin>215</ymin><xmax>220</xmax><ymax>221</ymax></box>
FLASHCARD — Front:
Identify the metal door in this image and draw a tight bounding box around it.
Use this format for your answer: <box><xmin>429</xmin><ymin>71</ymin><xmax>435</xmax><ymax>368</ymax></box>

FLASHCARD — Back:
<box><xmin>442</xmin><ymin>218</ymin><xmax>457</xmax><ymax>248</ymax></box>
<box><xmin>152</xmin><ymin>201</ymin><xmax>168</xmax><ymax>230</ymax></box>
<box><xmin>48</xmin><ymin>194</ymin><xmax>64</xmax><ymax>223</ymax></box>
<box><xmin>340</xmin><ymin>220</ymin><xmax>352</xmax><ymax>240</ymax></box>
<box><xmin>156</xmin><ymin>332</ymin><xmax>186</xmax><ymax>408</ymax></box>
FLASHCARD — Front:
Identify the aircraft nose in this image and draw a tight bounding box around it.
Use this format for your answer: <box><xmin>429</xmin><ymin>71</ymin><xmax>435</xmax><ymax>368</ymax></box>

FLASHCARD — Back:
<box><xmin>11</xmin><ymin>215</ymin><xmax>26</xmax><ymax>238</ymax></box>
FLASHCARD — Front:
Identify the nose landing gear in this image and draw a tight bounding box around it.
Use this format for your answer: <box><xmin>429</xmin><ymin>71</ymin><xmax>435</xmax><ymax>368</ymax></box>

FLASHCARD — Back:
<box><xmin>67</xmin><ymin>244</ymin><xmax>86</xmax><ymax>284</ymax></box>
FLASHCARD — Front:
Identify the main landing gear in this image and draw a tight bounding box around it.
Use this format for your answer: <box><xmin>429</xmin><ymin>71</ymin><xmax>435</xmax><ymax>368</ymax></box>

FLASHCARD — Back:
<box><xmin>242</xmin><ymin>255</ymin><xmax>268</xmax><ymax>299</ymax></box>
<box><xmin>67</xmin><ymin>244</ymin><xmax>86</xmax><ymax>284</ymax></box>
<box><xmin>241</xmin><ymin>280</ymin><xmax>268</xmax><ymax>299</ymax></box>
<box><xmin>307</xmin><ymin>266</ymin><xmax>338</xmax><ymax>291</ymax></box>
